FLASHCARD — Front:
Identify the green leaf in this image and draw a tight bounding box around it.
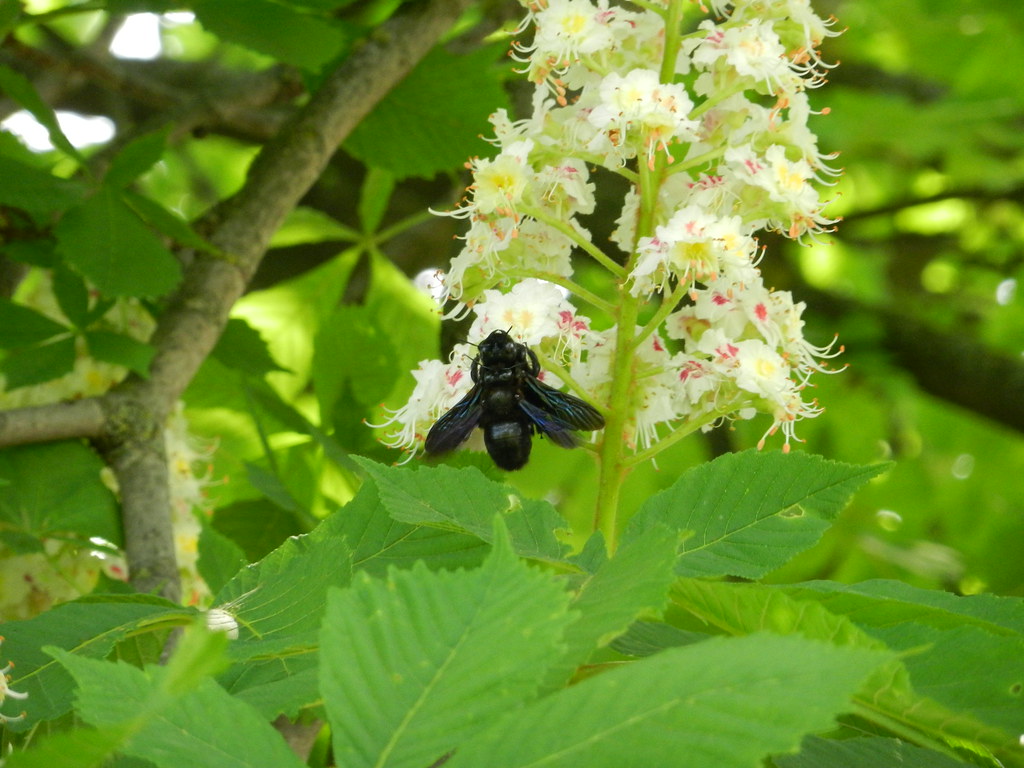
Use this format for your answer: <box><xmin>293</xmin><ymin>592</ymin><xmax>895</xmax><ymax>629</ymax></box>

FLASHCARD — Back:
<box><xmin>354</xmin><ymin>456</ymin><xmax>571</xmax><ymax>563</ymax></box>
<box><xmin>346</xmin><ymin>45</ymin><xmax>510</xmax><ymax>179</ymax></box>
<box><xmin>893</xmin><ymin>624</ymin><xmax>1024</xmax><ymax>735</ymax></box>
<box><xmin>313</xmin><ymin>304</ymin><xmax>397</xmax><ymax>422</ymax></box>
<box><xmin>785</xmin><ymin>579</ymin><xmax>1024</xmax><ymax>635</ymax></box>
<box><xmin>0</xmin><ymin>298</ymin><xmax>68</xmax><ymax>347</ymax></box>
<box><xmin>609</xmin><ymin>620</ymin><xmax>708</xmax><ymax>658</ymax></box>
<box><xmin>671</xmin><ymin>579</ymin><xmax>1022</xmax><ymax>764</ymax></box>
<box><xmin>320</xmin><ymin>519</ymin><xmax>575</xmax><ymax>768</ymax></box>
<box><xmin>0</xmin><ymin>64</ymin><xmax>84</xmax><ymax>162</ymax></box>
<box><xmin>212</xmin><ymin>506</ymin><xmax>353</xmax><ymax>646</ymax></box>
<box><xmin>357</xmin><ymin>167</ymin><xmax>395</xmax><ymax>233</ymax></box>
<box><xmin>364</xmin><ymin>249</ymin><xmax>441</xmax><ymax>376</ymax></box>
<box><xmin>0</xmin><ymin>0</ymin><xmax>21</xmax><ymax>39</ymax></box>
<box><xmin>244</xmin><ymin>462</ymin><xmax>304</xmax><ymax>513</ymax></box>
<box><xmin>446</xmin><ymin>633</ymin><xmax>891</xmax><ymax>768</ymax></box>
<box><xmin>122</xmin><ymin>190</ymin><xmax>217</xmax><ymax>253</ymax></box>
<box><xmin>0</xmin><ymin>441</ymin><xmax>120</xmax><ymax>544</ymax></box>
<box><xmin>223</xmin><ymin>660</ymin><xmax>320</xmax><ymax>721</ymax></box>
<box><xmin>1</xmin><ymin>238</ymin><xmax>59</xmax><ymax>268</ymax></box>
<box><xmin>242</xmin><ymin>379</ymin><xmax>359</xmax><ymax>473</ymax></box>
<box><xmin>340</xmin><ymin>481</ymin><xmax>490</xmax><ymax>577</ymax></box>
<box><xmin>105</xmin><ymin>125</ymin><xmax>170</xmax><ymax>188</ymax></box>
<box><xmin>232</xmin><ymin>249</ymin><xmax>359</xmax><ymax>391</ymax></box>
<box><xmin>211</xmin><ymin>509</ymin><xmax>351</xmax><ymax>721</ymax></box>
<box><xmin>84</xmin><ymin>330</ymin><xmax>156</xmax><ymax>376</ymax></box>
<box><xmin>196</xmin><ymin>518</ymin><xmax>248</xmax><ymax>595</ymax></box>
<box><xmin>105</xmin><ymin>0</ymin><xmax>182</xmax><ymax>12</ymax></box>
<box><xmin>192</xmin><ymin>0</ymin><xmax>349</xmax><ymax>71</ymax></box>
<box><xmin>54</xmin><ymin>186</ymin><xmax>182</xmax><ymax>298</ymax></box>
<box><xmin>0</xmin><ymin>155</ymin><xmax>85</xmax><ymax>217</ymax></box>
<box><xmin>0</xmin><ymin>335</ymin><xmax>76</xmax><ymax>388</ymax></box>
<box><xmin>547</xmin><ymin>524</ymin><xmax>680</xmax><ymax>686</ymax></box>
<box><xmin>211</xmin><ymin>498</ymin><xmax>304</xmax><ymax>563</ymax></box>
<box><xmin>51</xmin><ymin>265</ymin><xmax>91</xmax><ymax>327</ymax></box>
<box><xmin>283</xmin><ymin>0</ymin><xmax>360</xmax><ymax>9</ymax></box>
<box><xmin>4</xmin><ymin>723</ymin><xmax>135</xmax><ymax>768</ymax></box>
<box><xmin>268</xmin><ymin>206</ymin><xmax>359</xmax><ymax>248</ymax></box>
<box><xmin>776</xmin><ymin>736</ymin><xmax>973</xmax><ymax>768</ymax></box>
<box><xmin>212</xmin><ymin>318</ymin><xmax>289</xmax><ymax>376</ymax></box>
<box><xmin>623</xmin><ymin>450</ymin><xmax>889</xmax><ymax>579</ymax></box>
<box><xmin>2</xmin><ymin>596</ymin><xmax>192</xmax><ymax>732</ymax></box>
<box><xmin>50</xmin><ymin>626</ymin><xmax>307</xmax><ymax>768</ymax></box>
<box><xmin>782</xmin><ymin>581</ymin><xmax>1024</xmax><ymax>734</ymax></box>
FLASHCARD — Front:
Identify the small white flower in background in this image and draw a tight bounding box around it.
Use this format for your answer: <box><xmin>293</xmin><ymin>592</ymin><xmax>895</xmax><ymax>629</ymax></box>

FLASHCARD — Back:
<box><xmin>1</xmin><ymin>638</ymin><xmax>28</xmax><ymax>724</ymax></box>
<box><xmin>205</xmin><ymin>608</ymin><xmax>240</xmax><ymax>640</ymax></box>
<box><xmin>379</xmin><ymin>0</ymin><xmax>842</xmax><ymax>461</ymax></box>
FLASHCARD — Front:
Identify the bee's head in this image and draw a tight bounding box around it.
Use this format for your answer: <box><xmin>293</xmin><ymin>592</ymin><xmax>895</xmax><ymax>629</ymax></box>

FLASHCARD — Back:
<box><xmin>478</xmin><ymin>329</ymin><xmax>526</xmax><ymax>366</ymax></box>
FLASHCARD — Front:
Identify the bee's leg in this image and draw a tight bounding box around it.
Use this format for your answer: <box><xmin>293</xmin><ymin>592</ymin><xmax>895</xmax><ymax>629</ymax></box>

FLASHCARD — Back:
<box><xmin>526</xmin><ymin>347</ymin><xmax>541</xmax><ymax>377</ymax></box>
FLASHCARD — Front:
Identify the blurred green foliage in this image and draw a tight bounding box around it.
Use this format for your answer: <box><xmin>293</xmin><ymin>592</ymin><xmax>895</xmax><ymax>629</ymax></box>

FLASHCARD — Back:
<box><xmin>0</xmin><ymin>0</ymin><xmax>1022</xmax><ymax>602</ymax></box>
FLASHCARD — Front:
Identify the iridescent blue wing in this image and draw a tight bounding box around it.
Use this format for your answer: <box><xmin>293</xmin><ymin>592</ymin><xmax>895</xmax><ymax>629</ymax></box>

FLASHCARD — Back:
<box><xmin>520</xmin><ymin>377</ymin><xmax>604</xmax><ymax>449</ymax></box>
<box><xmin>424</xmin><ymin>388</ymin><xmax>483</xmax><ymax>455</ymax></box>
<box><xmin>518</xmin><ymin>398</ymin><xmax>579</xmax><ymax>448</ymax></box>
<box><xmin>523</xmin><ymin>377</ymin><xmax>605</xmax><ymax>431</ymax></box>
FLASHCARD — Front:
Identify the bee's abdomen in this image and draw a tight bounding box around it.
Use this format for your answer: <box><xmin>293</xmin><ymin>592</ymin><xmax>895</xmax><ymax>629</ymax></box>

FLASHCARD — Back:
<box><xmin>483</xmin><ymin>421</ymin><xmax>533</xmax><ymax>471</ymax></box>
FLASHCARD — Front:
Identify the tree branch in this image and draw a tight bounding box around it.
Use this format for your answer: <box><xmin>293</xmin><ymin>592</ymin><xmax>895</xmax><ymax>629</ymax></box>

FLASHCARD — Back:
<box><xmin>0</xmin><ymin>0</ymin><xmax>474</xmax><ymax>599</ymax></box>
<box><xmin>0</xmin><ymin>399</ymin><xmax>106</xmax><ymax>445</ymax></box>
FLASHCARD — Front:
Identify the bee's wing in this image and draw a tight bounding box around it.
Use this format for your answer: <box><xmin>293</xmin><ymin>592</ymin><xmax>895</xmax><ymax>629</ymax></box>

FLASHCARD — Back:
<box><xmin>523</xmin><ymin>377</ymin><xmax>605</xmax><ymax>431</ymax></box>
<box><xmin>518</xmin><ymin>398</ymin><xmax>579</xmax><ymax>448</ymax></box>
<box><xmin>424</xmin><ymin>388</ymin><xmax>484</xmax><ymax>455</ymax></box>
<box><xmin>520</xmin><ymin>377</ymin><xmax>605</xmax><ymax>449</ymax></box>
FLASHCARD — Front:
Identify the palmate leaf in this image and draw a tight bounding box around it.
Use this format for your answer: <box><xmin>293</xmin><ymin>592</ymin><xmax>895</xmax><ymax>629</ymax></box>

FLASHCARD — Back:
<box><xmin>0</xmin><ymin>441</ymin><xmax>121</xmax><ymax>545</ymax></box>
<box><xmin>0</xmin><ymin>155</ymin><xmax>85</xmax><ymax>217</ymax></box>
<box><xmin>446</xmin><ymin>633</ymin><xmax>891</xmax><ymax>768</ymax></box>
<box><xmin>783</xmin><ymin>580</ymin><xmax>1024</xmax><ymax>735</ymax></box>
<box><xmin>0</xmin><ymin>64</ymin><xmax>84</xmax><ymax>162</ymax></box>
<box><xmin>786</xmin><ymin>579</ymin><xmax>1024</xmax><ymax>634</ymax></box>
<box><xmin>4</xmin><ymin>725</ymin><xmax>134</xmax><ymax>768</ymax></box>
<box><xmin>211</xmin><ymin>504</ymin><xmax>351</xmax><ymax>720</ymax></box>
<box><xmin>212</xmin><ymin>507</ymin><xmax>353</xmax><ymax>647</ymax></box>
<box><xmin>0</xmin><ymin>336</ymin><xmax>76</xmax><ymax>389</ymax></box>
<box><xmin>47</xmin><ymin>627</ymin><xmax>305</xmax><ymax>768</ymax></box>
<box><xmin>672</xmin><ymin>579</ymin><xmax>1024</xmax><ymax>766</ymax></box>
<box><xmin>0</xmin><ymin>298</ymin><xmax>68</xmax><ymax>347</ymax></box>
<box><xmin>191</xmin><ymin>0</ymin><xmax>349</xmax><ymax>71</ymax></box>
<box><xmin>345</xmin><ymin>45</ymin><xmax>509</xmax><ymax>179</ymax></box>
<box><xmin>777</xmin><ymin>736</ymin><xmax>972</xmax><ymax>768</ymax></box>
<box><xmin>354</xmin><ymin>457</ymin><xmax>570</xmax><ymax>562</ymax></box>
<box><xmin>622</xmin><ymin>450</ymin><xmax>888</xmax><ymax>579</ymax></box>
<box><xmin>339</xmin><ymin>481</ymin><xmax>489</xmax><ymax>577</ymax></box>
<box><xmin>53</xmin><ymin>185</ymin><xmax>181</xmax><ymax>298</ymax></box>
<box><xmin>2</xmin><ymin>596</ymin><xmax>192</xmax><ymax>732</ymax></box>
<box><xmin>544</xmin><ymin>525</ymin><xmax>681</xmax><ymax>688</ymax></box>
<box><xmin>319</xmin><ymin>520</ymin><xmax>576</xmax><ymax>768</ymax></box>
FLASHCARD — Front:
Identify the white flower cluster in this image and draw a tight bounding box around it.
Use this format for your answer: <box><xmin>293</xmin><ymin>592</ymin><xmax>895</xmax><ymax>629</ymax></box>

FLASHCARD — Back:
<box><xmin>1</xmin><ymin>637</ymin><xmax>28</xmax><ymax>724</ymax></box>
<box><xmin>381</xmin><ymin>0</ymin><xmax>842</xmax><ymax>460</ymax></box>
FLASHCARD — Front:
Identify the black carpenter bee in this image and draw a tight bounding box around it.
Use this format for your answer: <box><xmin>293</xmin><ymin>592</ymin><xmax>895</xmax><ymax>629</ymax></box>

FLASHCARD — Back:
<box><xmin>424</xmin><ymin>330</ymin><xmax>605</xmax><ymax>470</ymax></box>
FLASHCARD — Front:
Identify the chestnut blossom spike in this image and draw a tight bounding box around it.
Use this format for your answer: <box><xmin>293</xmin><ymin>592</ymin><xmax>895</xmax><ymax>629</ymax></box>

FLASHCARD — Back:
<box><xmin>1</xmin><ymin>638</ymin><xmax>28</xmax><ymax>724</ymax></box>
<box><xmin>379</xmin><ymin>0</ymin><xmax>843</xmax><ymax>462</ymax></box>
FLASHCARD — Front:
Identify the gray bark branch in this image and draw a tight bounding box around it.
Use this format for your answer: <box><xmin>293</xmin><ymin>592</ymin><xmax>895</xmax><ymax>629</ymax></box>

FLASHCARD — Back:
<box><xmin>0</xmin><ymin>0</ymin><xmax>473</xmax><ymax>600</ymax></box>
